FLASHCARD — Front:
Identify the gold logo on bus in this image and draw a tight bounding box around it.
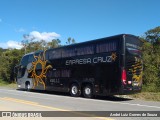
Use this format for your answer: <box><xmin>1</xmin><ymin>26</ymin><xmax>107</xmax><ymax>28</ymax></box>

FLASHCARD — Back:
<box><xmin>129</xmin><ymin>57</ymin><xmax>143</xmax><ymax>86</ymax></box>
<box><xmin>28</xmin><ymin>51</ymin><xmax>52</xmax><ymax>90</ymax></box>
<box><xmin>111</xmin><ymin>52</ymin><xmax>117</xmax><ymax>61</ymax></box>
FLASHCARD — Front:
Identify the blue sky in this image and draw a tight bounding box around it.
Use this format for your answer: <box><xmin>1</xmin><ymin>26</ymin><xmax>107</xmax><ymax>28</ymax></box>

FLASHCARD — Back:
<box><xmin>0</xmin><ymin>0</ymin><xmax>159</xmax><ymax>49</ymax></box>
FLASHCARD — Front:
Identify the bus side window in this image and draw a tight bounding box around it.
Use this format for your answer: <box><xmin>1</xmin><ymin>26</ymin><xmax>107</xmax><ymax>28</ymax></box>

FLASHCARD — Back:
<box><xmin>96</xmin><ymin>42</ymin><xmax>117</xmax><ymax>53</ymax></box>
<box><xmin>45</xmin><ymin>51</ymin><xmax>49</xmax><ymax>60</ymax></box>
<box><xmin>76</xmin><ymin>45</ymin><xmax>94</xmax><ymax>56</ymax></box>
<box><xmin>62</xmin><ymin>48</ymin><xmax>75</xmax><ymax>58</ymax></box>
<box><xmin>49</xmin><ymin>49</ymin><xmax>61</xmax><ymax>59</ymax></box>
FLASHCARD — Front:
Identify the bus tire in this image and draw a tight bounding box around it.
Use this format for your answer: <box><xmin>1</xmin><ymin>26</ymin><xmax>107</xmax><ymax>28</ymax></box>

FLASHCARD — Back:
<box><xmin>25</xmin><ymin>82</ymin><xmax>31</xmax><ymax>91</ymax></box>
<box><xmin>83</xmin><ymin>84</ymin><xmax>93</xmax><ymax>98</ymax></box>
<box><xmin>70</xmin><ymin>83</ymin><xmax>81</xmax><ymax>97</ymax></box>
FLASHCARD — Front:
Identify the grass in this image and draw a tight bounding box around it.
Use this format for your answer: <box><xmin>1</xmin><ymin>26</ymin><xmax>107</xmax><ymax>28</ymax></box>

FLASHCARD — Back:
<box><xmin>0</xmin><ymin>79</ymin><xmax>17</xmax><ymax>89</ymax></box>
<box><xmin>128</xmin><ymin>92</ymin><xmax>160</xmax><ymax>102</ymax></box>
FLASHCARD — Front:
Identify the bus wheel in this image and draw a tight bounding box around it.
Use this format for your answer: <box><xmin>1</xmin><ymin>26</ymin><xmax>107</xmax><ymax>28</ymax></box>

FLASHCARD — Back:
<box><xmin>70</xmin><ymin>83</ymin><xmax>81</xmax><ymax>97</ymax></box>
<box><xmin>83</xmin><ymin>85</ymin><xmax>93</xmax><ymax>98</ymax></box>
<box><xmin>25</xmin><ymin>82</ymin><xmax>31</xmax><ymax>91</ymax></box>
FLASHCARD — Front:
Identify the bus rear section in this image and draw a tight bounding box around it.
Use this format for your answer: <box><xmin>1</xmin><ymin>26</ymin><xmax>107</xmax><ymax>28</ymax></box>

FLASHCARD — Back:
<box><xmin>120</xmin><ymin>35</ymin><xmax>143</xmax><ymax>94</ymax></box>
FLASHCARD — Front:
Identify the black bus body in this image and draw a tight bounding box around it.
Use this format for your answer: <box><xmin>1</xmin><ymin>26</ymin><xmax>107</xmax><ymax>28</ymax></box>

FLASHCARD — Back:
<box><xmin>16</xmin><ymin>34</ymin><xmax>143</xmax><ymax>98</ymax></box>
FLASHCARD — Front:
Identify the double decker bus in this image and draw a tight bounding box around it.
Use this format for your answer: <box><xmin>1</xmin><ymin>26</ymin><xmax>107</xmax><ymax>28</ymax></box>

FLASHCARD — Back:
<box><xmin>15</xmin><ymin>34</ymin><xmax>143</xmax><ymax>98</ymax></box>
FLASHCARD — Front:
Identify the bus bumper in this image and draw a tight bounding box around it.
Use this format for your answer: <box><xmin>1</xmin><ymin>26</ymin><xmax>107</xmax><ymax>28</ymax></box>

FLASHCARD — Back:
<box><xmin>119</xmin><ymin>86</ymin><xmax>142</xmax><ymax>95</ymax></box>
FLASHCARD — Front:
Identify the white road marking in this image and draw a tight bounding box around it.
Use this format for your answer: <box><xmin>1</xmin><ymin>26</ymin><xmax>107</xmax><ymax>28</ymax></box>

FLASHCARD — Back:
<box><xmin>0</xmin><ymin>88</ymin><xmax>160</xmax><ymax>109</ymax></box>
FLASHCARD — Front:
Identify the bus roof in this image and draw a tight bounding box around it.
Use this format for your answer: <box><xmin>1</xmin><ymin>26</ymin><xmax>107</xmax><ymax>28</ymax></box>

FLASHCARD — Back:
<box><xmin>47</xmin><ymin>34</ymin><xmax>138</xmax><ymax>51</ymax></box>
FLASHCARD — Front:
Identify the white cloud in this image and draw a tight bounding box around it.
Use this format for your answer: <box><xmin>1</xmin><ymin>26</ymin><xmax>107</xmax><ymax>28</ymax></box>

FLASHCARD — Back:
<box><xmin>0</xmin><ymin>31</ymin><xmax>60</xmax><ymax>49</ymax></box>
<box><xmin>7</xmin><ymin>41</ymin><xmax>23</xmax><ymax>49</ymax></box>
<box><xmin>25</xmin><ymin>31</ymin><xmax>60</xmax><ymax>42</ymax></box>
<box><xmin>15</xmin><ymin>28</ymin><xmax>25</xmax><ymax>33</ymax></box>
<box><xmin>0</xmin><ymin>41</ymin><xmax>23</xmax><ymax>49</ymax></box>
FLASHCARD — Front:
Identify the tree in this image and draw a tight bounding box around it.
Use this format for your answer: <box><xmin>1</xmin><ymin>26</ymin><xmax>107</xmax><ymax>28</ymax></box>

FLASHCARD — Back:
<box><xmin>141</xmin><ymin>26</ymin><xmax>160</xmax><ymax>92</ymax></box>
<box><xmin>0</xmin><ymin>33</ymin><xmax>76</xmax><ymax>83</ymax></box>
<box><xmin>0</xmin><ymin>49</ymin><xmax>23</xmax><ymax>82</ymax></box>
<box><xmin>47</xmin><ymin>39</ymin><xmax>61</xmax><ymax>48</ymax></box>
<box><xmin>66</xmin><ymin>37</ymin><xmax>75</xmax><ymax>45</ymax></box>
<box><xmin>145</xmin><ymin>26</ymin><xmax>160</xmax><ymax>45</ymax></box>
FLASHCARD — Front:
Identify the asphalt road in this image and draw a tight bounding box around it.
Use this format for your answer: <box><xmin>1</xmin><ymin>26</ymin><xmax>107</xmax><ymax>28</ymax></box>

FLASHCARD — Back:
<box><xmin>0</xmin><ymin>87</ymin><xmax>160</xmax><ymax>120</ymax></box>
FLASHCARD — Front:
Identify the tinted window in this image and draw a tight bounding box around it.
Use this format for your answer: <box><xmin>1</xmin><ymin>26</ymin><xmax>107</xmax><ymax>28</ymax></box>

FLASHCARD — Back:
<box><xmin>61</xmin><ymin>70</ymin><xmax>70</xmax><ymax>77</ymax></box>
<box><xmin>76</xmin><ymin>45</ymin><xmax>94</xmax><ymax>55</ymax></box>
<box><xmin>21</xmin><ymin>55</ymin><xmax>29</xmax><ymax>66</ymax></box>
<box><xmin>125</xmin><ymin>36</ymin><xmax>142</xmax><ymax>56</ymax></box>
<box><xmin>45</xmin><ymin>51</ymin><xmax>49</xmax><ymax>60</ymax></box>
<box><xmin>126</xmin><ymin>47</ymin><xmax>142</xmax><ymax>56</ymax></box>
<box><xmin>49</xmin><ymin>49</ymin><xmax>61</xmax><ymax>59</ymax></box>
<box><xmin>28</xmin><ymin>54</ymin><xmax>34</xmax><ymax>63</ymax></box>
<box><xmin>96</xmin><ymin>42</ymin><xmax>117</xmax><ymax>53</ymax></box>
<box><xmin>62</xmin><ymin>48</ymin><xmax>75</xmax><ymax>58</ymax></box>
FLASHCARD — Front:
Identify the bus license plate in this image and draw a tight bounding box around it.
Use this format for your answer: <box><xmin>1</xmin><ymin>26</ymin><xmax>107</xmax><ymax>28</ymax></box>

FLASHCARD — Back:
<box><xmin>133</xmin><ymin>82</ymin><xmax>138</xmax><ymax>86</ymax></box>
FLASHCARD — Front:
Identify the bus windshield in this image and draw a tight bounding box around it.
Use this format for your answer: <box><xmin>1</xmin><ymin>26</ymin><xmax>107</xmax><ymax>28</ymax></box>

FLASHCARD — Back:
<box><xmin>126</xmin><ymin>45</ymin><xmax>142</xmax><ymax>56</ymax></box>
<box><xmin>125</xmin><ymin>36</ymin><xmax>142</xmax><ymax>57</ymax></box>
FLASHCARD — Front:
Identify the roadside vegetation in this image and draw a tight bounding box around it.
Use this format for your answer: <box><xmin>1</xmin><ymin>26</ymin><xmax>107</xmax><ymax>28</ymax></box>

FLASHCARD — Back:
<box><xmin>0</xmin><ymin>27</ymin><xmax>160</xmax><ymax>101</ymax></box>
<box><xmin>128</xmin><ymin>92</ymin><xmax>160</xmax><ymax>101</ymax></box>
<box><xmin>0</xmin><ymin>78</ymin><xmax>16</xmax><ymax>88</ymax></box>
